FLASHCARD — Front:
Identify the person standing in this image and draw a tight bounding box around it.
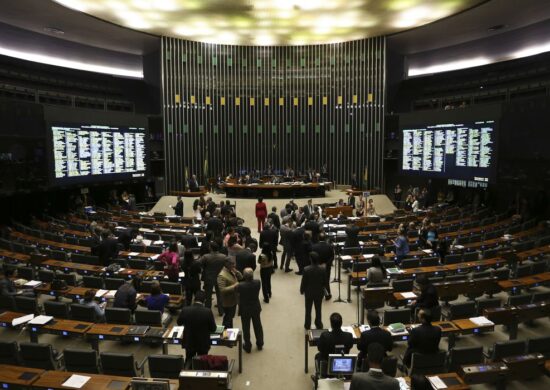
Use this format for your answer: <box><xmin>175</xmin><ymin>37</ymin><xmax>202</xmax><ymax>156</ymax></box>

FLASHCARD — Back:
<box><xmin>259</xmin><ymin>221</ymin><xmax>279</xmax><ymax>269</ymax></box>
<box><xmin>300</xmin><ymin>252</ymin><xmax>326</xmax><ymax>329</ymax></box>
<box><xmin>95</xmin><ymin>230</ymin><xmax>119</xmax><ymax>267</ymax></box>
<box><xmin>279</xmin><ymin>217</ymin><xmax>295</xmax><ymax>272</ymax></box>
<box><xmin>394</xmin><ymin>184</ymin><xmax>402</xmax><ymax>203</ymax></box>
<box><xmin>311</xmin><ymin>233</ymin><xmax>334</xmax><ymax>300</ymax></box>
<box><xmin>188</xmin><ymin>174</ymin><xmax>199</xmax><ymax>192</ymax></box>
<box><xmin>236</xmin><ymin>268</ymin><xmax>264</xmax><ymax>353</ymax></box>
<box><xmin>393</xmin><ymin>228</ymin><xmax>409</xmax><ymax>264</ymax></box>
<box><xmin>172</xmin><ymin>196</ymin><xmax>184</xmax><ymax>217</ymax></box>
<box><xmin>257</xmin><ymin>243</ymin><xmax>274</xmax><ymax>303</ymax></box>
<box><xmin>159</xmin><ymin>242</ymin><xmax>180</xmax><ymax>282</ymax></box>
<box><xmin>217</xmin><ymin>259</ymin><xmax>243</xmax><ymax>328</ymax></box>
<box><xmin>235</xmin><ymin>246</ymin><xmax>257</xmax><ymax>274</ymax></box>
<box><xmin>200</xmin><ymin>242</ymin><xmax>226</xmax><ymax>315</ymax></box>
<box><xmin>177</xmin><ymin>290</ymin><xmax>217</xmax><ymax>368</ymax></box>
<box><xmin>255</xmin><ymin>197</ymin><xmax>268</xmax><ymax>233</ymax></box>
<box><xmin>268</xmin><ymin>206</ymin><xmax>280</xmax><ymax>230</ymax></box>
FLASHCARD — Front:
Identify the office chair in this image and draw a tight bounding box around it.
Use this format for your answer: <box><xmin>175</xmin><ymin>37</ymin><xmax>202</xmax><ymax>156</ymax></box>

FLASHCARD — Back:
<box><xmin>507</xmin><ymin>294</ymin><xmax>532</xmax><ymax>307</ymax></box>
<box><xmin>148</xmin><ymin>355</ymin><xmax>184</xmax><ymax>379</ymax></box>
<box><xmin>488</xmin><ymin>340</ymin><xmax>526</xmax><ymax>361</ymax></box>
<box><xmin>462</xmin><ymin>252</ymin><xmax>479</xmax><ymax>262</ymax></box>
<box><xmin>44</xmin><ymin>301</ymin><xmax>70</xmax><ymax>319</ymax></box>
<box><xmin>147</xmin><ymin>246</ymin><xmax>164</xmax><ymax>254</ymax></box>
<box><xmin>19</xmin><ymin>342</ymin><xmax>63</xmax><ymax>370</ymax></box>
<box><xmin>447</xmin><ymin>346</ymin><xmax>483</xmax><ymax>372</ymax></box>
<box><xmin>104</xmin><ymin>278</ymin><xmax>125</xmax><ymax>290</ymax></box>
<box><xmin>443</xmin><ymin>253</ymin><xmax>462</xmax><ymax>265</ymax></box>
<box><xmin>82</xmin><ymin>276</ymin><xmax>104</xmax><ymax>289</ymax></box>
<box><xmin>420</xmin><ymin>257</ymin><xmax>440</xmax><ymax>267</ymax></box>
<box><xmin>16</xmin><ymin>266</ymin><xmax>34</xmax><ymax>281</ymax></box>
<box><xmin>392</xmin><ymin>279</ymin><xmax>414</xmax><ymax>293</ymax></box>
<box><xmin>128</xmin><ymin>259</ymin><xmax>148</xmax><ymax>270</ymax></box>
<box><xmin>383</xmin><ymin>308</ymin><xmax>412</xmax><ymax>326</ymax></box>
<box><xmin>0</xmin><ymin>341</ymin><xmax>20</xmax><ymax>365</ymax></box>
<box><xmin>532</xmin><ymin>291</ymin><xmax>550</xmax><ymax>303</ymax></box>
<box><xmin>63</xmin><ymin>348</ymin><xmax>99</xmax><ymax>374</ymax></box>
<box><xmin>531</xmin><ymin>260</ymin><xmax>547</xmax><ymax>275</ymax></box>
<box><xmin>105</xmin><ymin>307</ymin><xmax>132</xmax><ymax>325</ymax></box>
<box><xmin>442</xmin><ymin>301</ymin><xmax>476</xmax><ymax>320</ymax></box>
<box><xmin>475</xmin><ymin>297</ymin><xmax>502</xmax><ymax>315</ymax></box>
<box><xmin>100</xmin><ymin>352</ymin><xmax>146</xmax><ymax>377</ymax></box>
<box><xmin>514</xmin><ymin>264</ymin><xmax>533</xmax><ymax>278</ymax></box>
<box><xmin>139</xmin><ymin>280</ymin><xmax>154</xmax><ymax>293</ymax></box>
<box><xmin>526</xmin><ymin>336</ymin><xmax>550</xmax><ymax>358</ymax></box>
<box><xmin>0</xmin><ymin>295</ymin><xmax>16</xmax><ymax>311</ymax></box>
<box><xmin>135</xmin><ymin>309</ymin><xmax>169</xmax><ymax>327</ymax></box>
<box><xmin>160</xmin><ymin>282</ymin><xmax>182</xmax><ymax>295</ymax></box>
<box><xmin>14</xmin><ymin>296</ymin><xmax>39</xmax><ymax>314</ymax></box>
<box><xmin>130</xmin><ymin>243</ymin><xmax>146</xmax><ymax>253</ymax></box>
<box><xmin>70</xmin><ymin>303</ymin><xmax>98</xmax><ymax>322</ymax></box>
<box><xmin>401</xmin><ymin>258</ymin><xmax>420</xmax><ymax>269</ymax></box>
<box><xmin>38</xmin><ymin>269</ymin><xmax>56</xmax><ymax>283</ymax></box>
<box><xmin>407</xmin><ymin>351</ymin><xmax>446</xmax><ymax>375</ymax></box>
<box><xmin>56</xmin><ymin>273</ymin><xmax>77</xmax><ymax>286</ymax></box>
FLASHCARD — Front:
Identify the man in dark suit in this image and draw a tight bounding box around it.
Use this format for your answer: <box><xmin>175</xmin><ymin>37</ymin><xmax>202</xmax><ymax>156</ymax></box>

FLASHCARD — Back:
<box><xmin>188</xmin><ymin>174</ymin><xmax>199</xmax><ymax>192</ymax></box>
<box><xmin>304</xmin><ymin>215</ymin><xmax>320</xmax><ymax>242</ymax></box>
<box><xmin>95</xmin><ymin>230</ymin><xmax>119</xmax><ymax>266</ymax></box>
<box><xmin>180</xmin><ymin>234</ymin><xmax>199</xmax><ymax>250</ymax></box>
<box><xmin>350</xmin><ymin>343</ymin><xmax>400</xmax><ymax>390</ymax></box>
<box><xmin>303</xmin><ymin>199</ymin><xmax>315</xmax><ymax>217</ymax></box>
<box><xmin>236</xmin><ymin>268</ymin><xmax>264</xmax><ymax>353</ymax></box>
<box><xmin>259</xmin><ymin>221</ymin><xmax>279</xmax><ymax>268</ymax></box>
<box><xmin>311</xmin><ymin>233</ymin><xmax>334</xmax><ymax>300</ymax></box>
<box><xmin>294</xmin><ymin>229</ymin><xmax>311</xmax><ymax>275</ymax></box>
<box><xmin>206</xmin><ymin>210</ymin><xmax>224</xmax><ymax>239</ymax></box>
<box><xmin>317</xmin><ymin>312</ymin><xmax>353</xmax><ymax>363</ymax></box>
<box><xmin>410</xmin><ymin>275</ymin><xmax>439</xmax><ymax>312</ymax></box>
<box><xmin>199</xmin><ymin>242</ymin><xmax>226</xmax><ymax>315</ymax></box>
<box><xmin>268</xmin><ymin>206</ymin><xmax>280</xmax><ymax>230</ymax></box>
<box><xmin>172</xmin><ymin>196</ymin><xmax>184</xmax><ymax>217</ymax></box>
<box><xmin>279</xmin><ymin>217</ymin><xmax>294</xmax><ymax>272</ymax></box>
<box><xmin>177</xmin><ymin>290</ymin><xmax>217</xmax><ymax>368</ymax></box>
<box><xmin>344</xmin><ymin>224</ymin><xmax>360</xmax><ymax>248</ymax></box>
<box><xmin>358</xmin><ymin>311</ymin><xmax>393</xmax><ymax>368</ymax></box>
<box><xmin>300</xmin><ymin>252</ymin><xmax>326</xmax><ymax>329</ymax></box>
<box><xmin>235</xmin><ymin>246</ymin><xmax>256</xmax><ymax>274</ymax></box>
<box><xmin>403</xmin><ymin>308</ymin><xmax>442</xmax><ymax>367</ymax></box>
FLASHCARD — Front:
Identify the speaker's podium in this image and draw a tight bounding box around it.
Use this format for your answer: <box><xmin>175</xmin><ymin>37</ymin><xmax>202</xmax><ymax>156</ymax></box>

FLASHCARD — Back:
<box><xmin>179</xmin><ymin>371</ymin><xmax>231</xmax><ymax>390</ymax></box>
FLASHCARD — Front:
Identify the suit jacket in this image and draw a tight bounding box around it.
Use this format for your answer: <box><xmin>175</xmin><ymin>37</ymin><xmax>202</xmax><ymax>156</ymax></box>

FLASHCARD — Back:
<box><xmin>268</xmin><ymin>212</ymin><xmax>280</xmax><ymax>229</ymax></box>
<box><xmin>358</xmin><ymin>326</ymin><xmax>393</xmax><ymax>355</ymax></box>
<box><xmin>206</xmin><ymin>217</ymin><xmax>224</xmax><ymax>235</ymax></box>
<box><xmin>180</xmin><ymin>235</ymin><xmax>199</xmax><ymax>249</ymax></box>
<box><xmin>279</xmin><ymin>224</ymin><xmax>293</xmax><ymax>247</ymax></box>
<box><xmin>235</xmin><ymin>249</ymin><xmax>257</xmax><ymax>273</ymax></box>
<box><xmin>177</xmin><ymin>303</ymin><xmax>216</xmax><ymax>353</ymax></box>
<box><xmin>188</xmin><ymin>179</ymin><xmax>199</xmax><ymax>192</ymax></box>
<box><xmin>413</xmin><ymin>284</ymin><xmax>439</xmax><ymax>310</ymax></box>
<box><xmin>317</xmin><ymin>329</ymin><xmax>354</xmax><ymax>361</ymax></box>
<box><xmin>404</xmin><ymin>323</ymin><xmax>442</xmax><ymax>363</ymax></box>
<box><xmin>259</xmin><ymin>228</ymin><xmax>278</xmax><ymax>252</ymax></box>
<box><xmin>95</xmin><ymin>238</ymin><xmax>119</xmax><ymax>266</ymax></box>
<box><xmin>217</xmin><ymin>267</ymin><xmax>243</xmax><ymax>307</ymax></box>
<box><xmin>311</xmin><ymin>241</ymin><xmax>334</xmax><ymax>267</ymax></box>
<box><xmin>173</xmin><ymin>200</ymin><xmax>184</xmax><ymax>217</ymax></box>
<box><xmin>304</xmin><ymin>220</ymin><xmax>320</xmax><ymax>237</ymax></box>
<box><xmin>344</xmin><ymin>225</ymin><xmax>360</xmax><ymax>248</ymax></box>
<box><xmin>350</xmin><ymin>370</ymin><xmax>400</xmax><ymax>390</ymax></box>
<box><xmin>237</xmin><ymin>279</ymin><xmax>262</xmax><ymax>317</ymax></box>
<box><xmin>300</xmin><ymin>264</ymin><xmax>326</xmax><ymax>299</ymax></box>
<box><xmin>200</xmin><ymin>252</ymin><xmax>226</xmax><ymax>282</ymax></box>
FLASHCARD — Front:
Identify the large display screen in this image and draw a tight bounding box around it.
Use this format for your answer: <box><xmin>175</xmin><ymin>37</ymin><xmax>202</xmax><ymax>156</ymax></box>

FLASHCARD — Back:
<box><xmin>50</xmin><ymin>123</ymin><xmax>147</xmax><ymax>184</ymax></box>
<box><xmin>401</xmin><ymin>120</ymin><xmax>496</xmax><ymax>183</ymax></box>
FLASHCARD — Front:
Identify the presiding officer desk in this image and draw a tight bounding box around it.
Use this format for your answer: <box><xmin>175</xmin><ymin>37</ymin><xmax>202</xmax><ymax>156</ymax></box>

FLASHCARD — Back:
<box><xmin>221</xmin><ymin>182</ymin><xmax>331</xmax><ymax>198</ymax></box>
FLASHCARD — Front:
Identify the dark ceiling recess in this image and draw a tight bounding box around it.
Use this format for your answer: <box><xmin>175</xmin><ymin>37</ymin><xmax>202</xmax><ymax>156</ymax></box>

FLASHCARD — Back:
<box><xmin>488</xmin><ymin>24</ymin><xmax>507</xmax><ymax>32</ymax></box>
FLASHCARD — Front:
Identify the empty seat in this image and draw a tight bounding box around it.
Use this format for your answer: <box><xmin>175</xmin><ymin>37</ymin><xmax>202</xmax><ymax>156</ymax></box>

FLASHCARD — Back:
<box><xmin>17</xmin><ymin>266</ymin><xmax>34</xmax><ymax>280</ymax></box>
<box><xmin>38</xmin><ymin>270</ymin><xmax>55</xmax><ymax>283</ymax></box>
<box><xmin>50</xmin><ymin>250</ymin><xmax>67</xmax><ymax>261</ymax></box>
<box><xmin>448</xmin><ymin>346</ymin><xmax>484</xmax><ymax>372</ymax></box>
<box><xmin>56</xmin><ymin>273</ymin><xmax>77</xmax><ymax>286</ymax></box>
<box><xmin>100</xmin><ymin>352</ymin><xmax>145</xmax><ymax>377</ymax></box>
<box><xmin>489</xmin><ymin>340</ymin><xmax>526</xmax><ymax>361</ymax></box>
<box><xmin>147</xmin><ymin>246</ymin><xmax>164</xmax><ymax>254</ymax></box>
<box><xmin>526</xmin><ymin>336</ymin><xmax>550</xmax><ymax>358</ymax></box>
<box><xmin>0</xmin><ymin>341</ymin><xmax>19</xmax><ymax>365</ymax></box>
<box><xmin>19</xmin><ymin>343</ymin><xmax>62</xmax><ymax>370</ymax></box>
<box><xmin>531</xmin><ymin>261</ymin><xmax>547</xmax><ymax>275</ymax></box>
<box><xmin>443</xmin><ymin>301</ymin><xmax>476</xmax><ymax>320</ymax></box>
<box><xmin>475</xmin><ymin>298</ymin><xmax>502</xmax><ymax>315</ymax></box>
<box><xmin>462</xmin><ymin>252</ymin><xmax>479</xmax><ymax>262</ymax></box>
<box><xmin>383</xmin><ymin>308</ymin><xmax>411</xmax><ymax>326</ymax></box>
<box><xmin>148</xmin><ymin>354</ymin><xmax>184</xmax><ymax>379</ymax></box>
<box><xmin>160</xmin><ymin>281</ymin><xmax>182</xmax><ymax>295</ymax></box>
<box><xmin>515</xmin><ymin>264</ymin><xmax>533</xmax><ymax>278</ymax></box>
<box><xmin>64</xmin><ymin>348</ymin><xmax>99</xmax><ymax>374</ymax></box>
<box><xmin>135</xmin><ymin>309</ymin><xmax>168</xmax><ymax>327</ymax></box>
<box><xmin>104</xmin><ymin>278</ymin><xmax>125</xmax><ymax>290</ymax></box>
<box><xmin>408</xmin><ymin>351</ymin><xmax>446</xmax><ymax>375</ymax></box>
<box><xmin>70</xmin><ymin>304</ymin><xmax>98</xmax><ymax>322</ymax></box>
<box><xmin>0</xmin><ymin>295</ymin><xmax>16</xmax><ymax>311</ymax></box>
<box><xmin>105</xmin><ymin>307</ymin><xmax>132</xmax><ymax>325</ymax></box>
<box><xmin>532</xmin><ymin>291</ymin><xmax>550</xmax><ymax>303</ymax></box>
<box><xmin>129</xmin><ymin>244</ymin><xmax>146</xmax><ymax>253</ymax></box>
<box><xmin>44</xmin><ymin>301</ymin><xmax>70</xmax><ymax>319</ymax></box>
<box><xmin>420</xmin><ymin>257</ymin><xmax>439</xmax><ymax>267</ymax></box>
<box><xmin>443</xmin><ymin>254</ymin><xmax>462</xmax><ymax>265</ymax></box>
<box><xmin>507</xmin><ymin>294</ymin><xmax>532</xmax><ymax>307</ymax></box>
<box><xmin>83</xmin><ymin>276</ymin><xmax>103</xmax><ymax>289</ymax></box>
<box><xmin>14</xmin><ymin>296</ymin><xmax>38</xmax><ymax>314</ymax></box>
<box><xmin>401</xmin><ymin>259</ymin><xmax>420</xmax><ymax>269</ymax></box>
<box><xmin>392</xmin><ymin>279</ymin><xmax>414</xmax><ymax>293</ymax></box>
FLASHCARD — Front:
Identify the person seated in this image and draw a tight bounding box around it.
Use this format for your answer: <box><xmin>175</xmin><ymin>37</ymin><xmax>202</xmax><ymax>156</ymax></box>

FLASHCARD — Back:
<box><xmin>366</xmin><ymin>256</ymin><xmax>386</xmax><ymax>285</ymax></box>
<box><xmin>144</xmin><ymin>282</ymin><xmax>170</xmax><ymax>313</ymax></box>
<box><xmin>0</xmin><ymin>269</ymin><xmax>20</xmax><ymax>296</ymax></box>
<box><xmin>350</xmin><ymin>343</ymin><xmax>400</xmax><ymax>390</ymax></box>
<box><xmin>316</xmin><ymin>313</ymin><xmax>354</xmax><ymax>376</ymax></box>
<box><xmin>80</xmin><ymin>289</ymin><xmax>106</xmax><ymax>322</ymax></box>
<box><xmin>113</xmin><ymin>278</ymin><xmax>140</xmax><ymax>313</ymax></box>
<box><xmin>410</xmin><ymin>275</ymin><xmax>439</xmax><ymax>312</ymax></box>
<box><xmin>357</xmin><ymin>311</ymin><xmax>393</xmax><ymax>370</ymax></box>
<box><xmin>403</xmin><ymin>308</ymin><xmax>441</xmax><ymax>367</ymax></box>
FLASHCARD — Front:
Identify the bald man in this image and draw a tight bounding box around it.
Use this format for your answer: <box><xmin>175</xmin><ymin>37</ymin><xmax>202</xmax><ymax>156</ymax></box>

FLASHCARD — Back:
<box><xmin>236</xmin><ymin>268</ymin><xmax>264</xmax><ymax>353</ymax></box>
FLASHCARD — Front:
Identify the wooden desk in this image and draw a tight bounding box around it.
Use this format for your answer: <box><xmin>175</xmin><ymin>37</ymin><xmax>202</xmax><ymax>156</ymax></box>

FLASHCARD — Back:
<box><xmin>221</xmin><ymin>182</ymin><xmax>330</xmax><ymax>198</ymax></box>
<box><xmin>0</xmin><ymin>311</ymin><xmax>28</xmax><ymax>328</ymax></box>
<box><xmin>459</xmin><ymin>362</ymin><xmax>509</xmax><ymax>386</ymax></box>
<box><xmin>0</xmin><ymin>364</ymin><xmax>44</xmax><ymax>388</ymax></box>
<box><xmin>32</xmin><ymin>370</ymin><xmax>132</xmax><ymax>390</ymax></box>
<box><xmin>86</xmin><ymin>323</ymin><xmax>130</xmax><ymax>349</ymax></box>
<box><xmin>502</xmin><ymin>353</ymin><xmax>545</xmax><ymax>380</ymax></box>
<box><xmin>484</xmin><ymin>301</ymin><xmax>550</xmax><ymax>340</ymax></box>
<box><xmin>42</xmin><ymin>259</ymin><xmax>105</xmax><ymax>275</ymax></box>
<box><xmin>498</xmin><ymin>272</ymin><xmax>550</xmax><ymax>292</ymax></box>
<box><xmin>429</xmin><ymin>373</ymin><xmax>470</xmax><ymax>390</ymax></box>
<box><xmin>453</xmin><ymin>318</ymin><xmax>495</xmax><ymax>335</ymax></box>
<box><xmin>30</xmin><ymin>318</ymin><xmax>93</xmax><ymax>343</ymax></box>
<box><xmin>326</xmin><ymin>206</ymin><xmax>353</xmax><ymax>217</ymax></box>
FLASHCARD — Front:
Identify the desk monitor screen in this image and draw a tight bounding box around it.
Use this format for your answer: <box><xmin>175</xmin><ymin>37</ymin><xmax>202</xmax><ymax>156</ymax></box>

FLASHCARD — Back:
<box><xmin>328</xmin><ymin>354</ymin><xmax>357</xmax><ymax>376</ymax></box>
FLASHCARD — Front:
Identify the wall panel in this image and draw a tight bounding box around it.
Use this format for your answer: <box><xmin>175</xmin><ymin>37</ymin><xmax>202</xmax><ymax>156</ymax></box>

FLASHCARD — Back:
<box><xmin>161</xmin><ymin>37</ymin><xmax>386</xmax><ymax>192</ymax></box>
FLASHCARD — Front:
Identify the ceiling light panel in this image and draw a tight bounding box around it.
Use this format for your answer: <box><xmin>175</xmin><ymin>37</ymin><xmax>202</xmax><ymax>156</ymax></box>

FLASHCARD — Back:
<box><xmin>53</xmin><ymin>0</ymin><xmax>483</xmax><ymax>45</ymax></box>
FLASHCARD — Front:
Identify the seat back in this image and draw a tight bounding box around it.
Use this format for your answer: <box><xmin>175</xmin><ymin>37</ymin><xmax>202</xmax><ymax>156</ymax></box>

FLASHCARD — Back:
<box><xmin>410</xmin><ymin>351</ymin><xmax>446</xmax><ymax>375</ymax></box>
<box><xmin>392</xmin><ymin>279</ymin><xmax>414</xmax><ymax>293</ymax></box>
<box><xmin>401</xmin><ymin>258</ymin><xmax>420</xmax><ymax>269</ymax></box>
<box><xmin>17</xmin><ymin>266</ymin><xmax>34</xmax><ymax>280</ymax></box>
<box><xmin>104</xmin><ymin>278</ymin><xmax>125</xmax><ymax>290</ymax></box>
<box><xmin>462</xmin><ymin>252</ymin><xmax>479</xmax><ymax>262</ymax></box>
<box><xmin>83</xmin><ymin>276</ymin><xmax>104</xmax><ymax>289</ymax></box>
<box><xmin>448</xmin><ymin>346</ymin><xmax>483</xmax><ymax>372</ymax></box>
<box><xmin>38</xmin><ymin>270</ymin><xmax>55</xmax><ymax>283</ymax></box>
<box><xmin>128</xmin><ymin>259</ymin><xmax>148</xmax><ymax>270</ymax></box>
<box><xmin>475</xmin><ymin>298</ymin><xmax>502</xmax><ymax>315</ymax></box>
<box><xmin>70</xmin><ymin>303</ymin><xmax>97</xmax><ymax>322</ymax></box>
<box><xmin>64</xmin><ymin>348</ymin><xmax>99</xmax><ymax>374</ymax></box>
<box><xmin>532</xmin><ymin>291</ymin><xmax>550</xmax><ymax>303</ymax></box>
<box><xmin>19</xmin><ymin>342</ymin><xmax>56</xmax><ymax>369</ymax></box>
<box><xmin>135</xmin><ymin>309</ymin><xmax>162</xmax><ymax>326</ymax></box>
<box><xmin>105</xmin><ymin>307</ymin><xmax>132</xmax><ymax>324</ymax></box>
<box><xmin>531</xmin><ymin>261</ymin><xmax>547</xmax><ymax>275</ymax></box>
<box><xmin>443</xmin><ymin>253</ymin><xmax>462</xmax><ymax>265</ymax></box>
<box><xmin>44</xmin><ymin>301</ymin><xmax>70</xmax><ymax>319</ymax></box>
<box><xmin>147</xmin><ymin>246</ymin><xmax>164</xmax><ymax>254</ymax></box>
<box><xmin>526</xmin><ymin>336</ymin><xmax>550</xmax><ymax>358</ymax></box>
<box><xmin>14</xmin><ymin>296</ymin><xmax>38</xmax><ymax>314</ymax></box>
<box><xmin>420</xmin><ymin>257</ymin><xmax>439</xmax><ymax>267</ymax></box>
<box><xmin>139</xmin><ymin>280</ymin><xmax>154</xmax><ymax>293</ymax></box>
<box><xmin>383</xmin><ymin>308</ymin><xmax>411</xmax><ymax>326</ymax></box>
<box><xmin>492</xmin><ymin>340</ymin><xmax>526</xmax><ymax>361</ymax></box>
<box><xmin>0</xmin><ymin>295</ymin><xmax>16</xmax><ymax>311</ymax></box>
<box><xmin>57</xmin><ymin>273</ymin><xmax>77</xmax><ymax>286</ymax></box>
<box><xmin>0</xmin><ymin>341</ymin><xmax>19</xmax><ymax>364</ymax></box>
<box><xmin>160</xmin><ymin>281</ymin><xmax>182</xmax><ymax>295</ymax></box>
<box><xmin>507</xmin><ymin>294</ymin><xmax>532</xmax><ymax>307</ymax></box>
<box><xmin>341</xmin><ymin>247</ymin><xmax>361</xmax><ymax>256</ymax></box>
<box><xmin>449</xmin><ymin>301</ymin><xmax>476</xmax><ymax>320</ymax></box>
<box><xmin>100</xmin><ymin>352</ymin><xmax>136</xmax><ymax>376</ymax></box>
<box><xmin>148</xmin><ymin>354</ymin><xmax>183</xmax><ymax>379</ymax></box>
<box><xmin>129</xmin><ymin>244</ymin><xmax>146</xmax><ymax>253</ymax></box>
<box><xmin>515</xmin><ymin>264</ymin><xmax>533</xmax><ymax>278</ymax></box>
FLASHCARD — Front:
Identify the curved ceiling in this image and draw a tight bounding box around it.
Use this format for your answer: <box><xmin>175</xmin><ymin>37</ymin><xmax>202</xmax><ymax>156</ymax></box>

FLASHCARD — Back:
<box><xmin>51</xmin><ymin>0</ymin><xmax>485</xmax><ymax>46</ymax></box>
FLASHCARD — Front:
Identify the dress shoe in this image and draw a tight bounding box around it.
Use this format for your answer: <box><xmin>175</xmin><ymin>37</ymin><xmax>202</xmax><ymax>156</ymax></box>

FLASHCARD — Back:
<box><xmin>243</xmin><ymin>346</ymin><xmax>252</xmax><ymax>353</ymax></box>
<box><xmin>257</xmin><ymin>345</ymin><xmax>263</xmax><ymax>351</ymax></box>
<box><xmin>285</xmin><ymin>268</ymin><xmax>293</xmax><ymax>273</ymax></box>
<box><xmin>295</xmin><ymin>271</ymin><xmax>303</xmax><ymax>275</ymax></box>
<box><xmin>263</xmin><ymin>298</ymin><xmax>270</xmax><ymax>303</ymax></box>
<box><xmin>325</xmin><ymin>295</ymin><xmax>332</xmax><ymax>301</ymax></box>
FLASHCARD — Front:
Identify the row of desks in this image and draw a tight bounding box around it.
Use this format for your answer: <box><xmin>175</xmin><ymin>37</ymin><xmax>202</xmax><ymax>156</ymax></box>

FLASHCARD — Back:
<box><xmin>304</xmin><ymin>317</ymin><xmax>496</xmax><ymax>373</ymax></box>
<box><xmin>484</xmin><ymin>300</ymin><xmax>550</xmax><ymax>340</ymax></box>
<box><xmin>0</xmin><ymin>311</ymin><xmax>243</xmax><ymax>373</ymax></box>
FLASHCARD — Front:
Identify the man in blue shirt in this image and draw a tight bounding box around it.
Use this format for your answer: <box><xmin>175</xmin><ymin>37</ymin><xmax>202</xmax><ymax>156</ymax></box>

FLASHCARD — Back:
<box><xmin>393</xmin><ymin>228</ymin><xmax>409</xmax><ymax>264</ymax></box>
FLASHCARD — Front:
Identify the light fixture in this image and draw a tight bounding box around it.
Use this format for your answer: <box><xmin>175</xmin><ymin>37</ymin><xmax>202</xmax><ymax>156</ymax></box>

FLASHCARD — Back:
<box><xmin>408</xmin><ymin>57</ymin><xmax>491</xmax><ymax>76</ymax></box>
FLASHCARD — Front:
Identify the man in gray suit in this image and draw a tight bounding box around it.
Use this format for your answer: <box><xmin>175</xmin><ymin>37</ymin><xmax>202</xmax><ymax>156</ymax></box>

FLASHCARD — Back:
<box><xmin>350</xmin><ymin>343</ymin><xmax>399</xmax><ymax>390</ymax></box>
<box><xmin>236</xmin><ymin>268</ymin><xmax>264</xmax><ymax>353</ymax></box>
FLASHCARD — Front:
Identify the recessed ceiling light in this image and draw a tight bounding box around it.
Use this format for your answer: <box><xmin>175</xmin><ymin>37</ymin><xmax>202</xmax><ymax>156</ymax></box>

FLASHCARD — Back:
<box><xmin>43</xmin><ymin>27</ymin><xmax>65</xmax><ymax>35</ymax></box>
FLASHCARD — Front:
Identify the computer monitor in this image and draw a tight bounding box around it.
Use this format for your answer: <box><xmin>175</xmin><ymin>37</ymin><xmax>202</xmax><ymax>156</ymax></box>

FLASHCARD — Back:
<box><xmin>327</xmin><ymin>354</ymin><xmax>357</xmax><ymax>376</ymax></box>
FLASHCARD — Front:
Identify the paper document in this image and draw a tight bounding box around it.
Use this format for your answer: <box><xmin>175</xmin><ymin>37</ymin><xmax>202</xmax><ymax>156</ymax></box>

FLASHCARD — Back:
<box><xmin>24</xmin><ymin>280</ymin><xmax>42</xmax><ymax>287</ymax></box>
<box><xmin>226</xmin><ymin>328</ymin><xmax>239</xmax><ymax>341</ymax></box>
<box><xmin>28</xmin><ymin>315</ymin><xmax>53</xmax><ymax>325</ymax></box>
<box><xmin>401</xmin><ymin>292</ymin><xmax>417</xmax><ymax>299</ymax></box>
<box><xmin>427</xmin><ymin>376</ymin><xmax>447</xmax><ymax>389</ymax></box>
<box><xmin>363</xmin><ymin>254</ymin><xmax>375</xmax><ymax>259</ymax></box>
<box><xmin>169</xmin><ymin>326</ymin><xmax>184</xmax><ymax>338</ymax></box>
<box><xmin>341</xmin><ymin>326</ymin><xmax>356</xmax><ymax>337</ymax></box>
<box><xmin>95</xmin><ymin>289</ymin><xmax>108</xmax><ymax>298</ymax></box>
<box><xmin>178</xmin><ymin>271</ymin><xmax>186</xmax><ymax>278</ymax></box>
<box><xmin>105</xmin><ymin>290</ymin><xmax>117</xmax><ymax>299</ymax></box>
<box><xmin>359</xmin><ymin>325</ymin><xmax>370</xmax><ymax>333</ymax></box>
<box><xmin>142</xmin><ymin>239</ymin><xmax>152</xmax><ymax>247</ymax></box>
<box><xmin>128</xmin><ymin>252</ymin><xmax>140</xmax><ymax>256</ymax></box>
<box><xmin>62</xmin><ymin>374</ymin><xmax>91</xmax><ymax>388</ymax></box>
<box><xmin>340</xmin><ymin>255</ymin><xmax>352</xmax><ymax>260</ymax></box>
<box><xmin>317</xmin><ymin>378</ymin><xmax>345</xmax><ymax>390</ymax></box>
<box><xmin>397</xmin><ymin>377</ymin><xmax>410</xmax><ymax>390</ymax></box>
<box><xmin>422</xmin><ymin>249</ymin><xmax>433</xmax><ymax>254</ymax></box>
<box><xmin>12</xmin><ymin>314</ymin><xmax>34</xmax><ymax>326</ymax></box>
<box><xmin>469</xmin><ymin>316</ymin><xmax>494</xmax><ymax>326</ymax></box>
<box><xmin>150</xmin><ymin>254</ymin><xmax>160</xmax><ymax>261</ymax></box>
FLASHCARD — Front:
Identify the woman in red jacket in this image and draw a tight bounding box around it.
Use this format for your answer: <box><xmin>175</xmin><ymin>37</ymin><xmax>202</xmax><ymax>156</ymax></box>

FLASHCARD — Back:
<box><xmin>255</xmin><ymin>197</ymin><xmax>268</xmax><ymax>233</ymax></box>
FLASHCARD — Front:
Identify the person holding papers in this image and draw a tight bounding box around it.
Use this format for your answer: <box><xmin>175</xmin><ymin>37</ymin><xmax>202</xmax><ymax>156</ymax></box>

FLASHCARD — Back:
<box><xmin>350</xmin><ymin>343</ymin><xmax>399</xmax><ymax>390</ymax></box>
<box><xmin>177</xmin><ymin>290</ymin><xmax>217</xmax><ymax>368</ymax></box>
<box><xmin>316</xmin><ymin>313</ymin><xmax>353</xmax><ymax>374</ymax></box>
<box><xmin>403</xmin><ymin>309</ymin><xmax>441</xmax><ymax>368</ymax></box>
